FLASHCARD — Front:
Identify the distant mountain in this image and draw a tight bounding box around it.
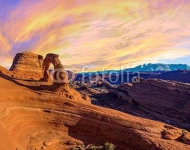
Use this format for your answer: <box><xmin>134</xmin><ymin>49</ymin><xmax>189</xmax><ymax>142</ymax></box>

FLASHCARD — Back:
<box><xmin>124</xmin><ymin>63</ymin><xmax>190</xmax><ymax>72</ymax></box>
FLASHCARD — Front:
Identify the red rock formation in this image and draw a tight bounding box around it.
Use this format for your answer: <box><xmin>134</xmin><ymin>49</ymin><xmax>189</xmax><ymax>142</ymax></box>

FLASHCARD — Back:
<box><xmin>42</xmin><ymin>53</ymin><xmax>80</xmax><ymax>100</ymax></box>
<box><xmin>8</xmin><ymin>52</ymin><xmax>83</xmax><ymax>101</ymax></box>
<box><xmin>115</xmin><ymin>78</ymin><xmax>190</xmax><ymax>130</ymax></box>
<box><xmin>0</xmin><ymin>65</ymin><xmax>8</xmax><ymax>74</ymax></box>
<box><xmin>0</xmin><ymin>75</ymin><xmax>190</xmax><ymax>150</ymax></box>
<box><xmin>163</xmin><ymin>125</ymin><xmax>183</xmax><ymax>140</ymax></box>
<box><xmin>9</xmin><ymin>52</ymin><xmax>43</xmax><ymax>79</ymax></box>
<box><xmin>42</xmin><ymin>53</ymin><xmax>68</xmax><ymax>83</ymax></box>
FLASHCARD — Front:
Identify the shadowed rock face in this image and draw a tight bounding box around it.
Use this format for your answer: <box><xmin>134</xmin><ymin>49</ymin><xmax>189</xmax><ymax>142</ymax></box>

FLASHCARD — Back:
<box><xmin>149</xmin><ymin>70</ymin><xmax>190</xmax><ymax>84</ymax></box>
<box><xmin>9</xmin><ymin>52</ymin><xmax>44</xmax><ymax>79</ymax></box>
<box><xmin>116</xmin><ymin>78</ymin><xmax>190</xmax><ymax>130</ymax></box>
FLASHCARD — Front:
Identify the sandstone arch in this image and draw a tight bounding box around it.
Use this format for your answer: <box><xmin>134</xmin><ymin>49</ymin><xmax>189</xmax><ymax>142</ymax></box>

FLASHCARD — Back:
<box><xmin>42</xmin><ymin>53</ymin><xmax>81</xmax><ymax>100</ymax></box>
<box><xmin>42</xmin><ymin>53</ymin><xmax>69</xmax><ymax>84</ymax></box>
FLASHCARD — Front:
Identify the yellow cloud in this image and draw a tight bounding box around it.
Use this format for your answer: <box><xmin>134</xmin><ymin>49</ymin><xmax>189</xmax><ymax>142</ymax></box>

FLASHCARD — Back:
<box><xmin>1</xmin><ymin>0</ymin><xmax>190</xmax><ymax>71</ymax></box>
<box><xmin>0</xmin><ymin>33</ymin><xmax>11</xmax><ymax>53</ymax></box>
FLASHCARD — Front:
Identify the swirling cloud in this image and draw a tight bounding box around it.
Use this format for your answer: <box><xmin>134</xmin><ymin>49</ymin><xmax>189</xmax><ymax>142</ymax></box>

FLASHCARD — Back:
<box><xmin>0</xmin><ymin>0</ymin><xmax>190</xmax><ymax>71</ymax></box>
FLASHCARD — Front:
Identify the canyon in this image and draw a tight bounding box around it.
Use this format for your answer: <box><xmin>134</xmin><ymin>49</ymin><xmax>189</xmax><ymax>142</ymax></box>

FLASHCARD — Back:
<box><xmin>109</xmin><ymin>78</ymin><xmax>190</xmax><ymax>130</ymax></box>
<box><xmin>0</xmin><ymin>52</ymin><xmax>190</xmax><ymax>150</ymax></box>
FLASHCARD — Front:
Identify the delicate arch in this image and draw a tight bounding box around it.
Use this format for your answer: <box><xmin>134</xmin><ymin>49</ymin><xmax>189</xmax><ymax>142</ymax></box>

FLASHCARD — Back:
<box><xmin>42</xmin><ymin>53</ymin><xmax>69</xmax><ymax>84</ymax></box>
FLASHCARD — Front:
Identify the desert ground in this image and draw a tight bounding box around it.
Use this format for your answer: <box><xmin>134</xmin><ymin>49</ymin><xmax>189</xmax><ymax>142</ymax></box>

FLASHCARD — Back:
<box><xmin>0</xmin><ymin>52</ymin><xmax>190</xmax><ymax>150</ymax></box>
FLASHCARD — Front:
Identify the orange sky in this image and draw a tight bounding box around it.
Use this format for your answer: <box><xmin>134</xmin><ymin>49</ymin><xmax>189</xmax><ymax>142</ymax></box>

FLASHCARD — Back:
<box><xmin>0</xmin><ymin>0</ymin><xmax>190</xmax><ymax>71</ymax></box>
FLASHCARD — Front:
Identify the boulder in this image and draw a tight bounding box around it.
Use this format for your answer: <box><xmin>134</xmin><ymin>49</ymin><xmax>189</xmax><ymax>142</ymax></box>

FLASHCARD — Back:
<box><xmin>82</xmin><ymin>94</ymin><xmax>91</xmax><ymax>102</ymax></box>
<box><xmin>182</xmin><ymin>132</ymin><xmax>190</xmax><ymax>145</ymax></box>
<box><xmin>9</xmin><ymin>52</ymin><xmax>43</xmax><ymax>79</ymax></box>
<box><xmin>163</xmin><ymin>125</ymin><xmax>183</xmax><ymax>140</ymax></box>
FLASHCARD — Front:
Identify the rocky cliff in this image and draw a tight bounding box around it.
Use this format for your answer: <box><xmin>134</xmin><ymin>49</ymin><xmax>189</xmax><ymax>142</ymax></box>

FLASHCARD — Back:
<box><xmin>9</xmin><ymin>52</ymin><xmax>44</xmax><ymax>79</ymax></box>
<box><xmin>113</xmin><ymin>78</ymin><xmax>190</xmax><ymax>130</ymax></box>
